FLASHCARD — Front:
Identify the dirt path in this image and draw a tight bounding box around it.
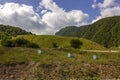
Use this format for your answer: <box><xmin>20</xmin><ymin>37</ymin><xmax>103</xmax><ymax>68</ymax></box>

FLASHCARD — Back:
<box><xmin>80</xmin><ymin>50</ymin><xmax>120</xmax><ymax>53</ymax></box>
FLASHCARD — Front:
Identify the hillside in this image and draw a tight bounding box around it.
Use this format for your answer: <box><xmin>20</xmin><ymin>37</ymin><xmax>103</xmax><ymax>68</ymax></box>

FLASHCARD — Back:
<box><xmin>16</xmin><ymin>35</ymin><xmax>106</xmax><ymax>50</ymax></box>
<box><xmin>0</xmin><ymin>24</ymin><xmax>31</xmax><ymax>36</ymax></box>
<box><xmin>56</xmin><ymin>16</ymin><xmax>120</xmax><ymax>48</ymax></box>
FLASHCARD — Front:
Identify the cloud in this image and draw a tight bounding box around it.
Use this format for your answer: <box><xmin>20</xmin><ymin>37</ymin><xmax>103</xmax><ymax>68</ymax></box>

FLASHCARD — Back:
<box><xmin>92</xmin><ymin>0</ymin><xmax>120</xmax><ymax>23</ymax></box>
<box><xmin>0</xmin><ymin>2</ymin><xmax>48</xmax><ymax>34</ymax></box>
<box><xmin>0</xmin><ymin>0</ymin><xmax>89</xmax><ymax>34</ymax></box>
<box><xmin>92</xmin><ymin>0</ymin><xmax>97</xmax><ymax>8</ymax></box>
<box><xmin>98</xmin><ymin>0</ymin><xmax>116</xmax><ymax>8</ymax></box>
<box><xmin>40</xmin><ymin>0</ymin><xmax>89</xmax><ymax>34</ymax></box>
<box><xmin>41</xmin><ymin>10</ymin><xmax>47</xmax><ymax>14</ymax></box>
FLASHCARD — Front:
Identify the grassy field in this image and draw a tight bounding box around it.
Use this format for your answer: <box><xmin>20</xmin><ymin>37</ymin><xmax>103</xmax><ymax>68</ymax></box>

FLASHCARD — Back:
<box><xmin>0</xmin><ymin>47</ymin><xmax>119</xmax><ymax>65</ymax></box>
<box><xmin>0</xmin><ymin>35</ymin><xmax>120</xmax><ymax>79</ymax></box>
<box><xmin>15</xmin><ymin>35</ymin><xmax>106</xmax><ymax>50</ymax></box>
<box><xmin>0</xmin><ymin>47</ymin><xmax>120</xmax><ymax>79</ymax></box>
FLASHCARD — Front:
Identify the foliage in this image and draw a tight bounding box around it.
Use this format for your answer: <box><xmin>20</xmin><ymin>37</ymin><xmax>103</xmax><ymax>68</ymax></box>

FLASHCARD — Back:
<box><xmin>0</xmin><ymin>32</ymin><xmax>11</xmax><ymax>40</ymax></box>
<box><xmin>1</xmin><ymin>39</ymin><xmax>13</xmax><ymax>47</ymax></box>
<box><xmin>52</xmin><ymin>42</ymin><xmax>58</xmax><ymax>48</ymax></box>
<box><xmin>85</xmin><ymin>76</ymin><xmax>100</xmax><ymax>80</ymax></box>
<box><xmin>56</xmin><ymin>16</ymin><xmax>120</xmax><ymax>48</ymax></box>
<box><xmin>70</xmin><ymin>39</ymin><xmax>82</xmax><ymax>48</ymax></box>
<box><xmin>1</xmin><ymin>38</ymin><xmax>39</xmax><ymax>48</ymax></box>
<box><xmin>0</xmin><ymin>24</ymin><xmax>32</xmax><ymax>36</ymax></box>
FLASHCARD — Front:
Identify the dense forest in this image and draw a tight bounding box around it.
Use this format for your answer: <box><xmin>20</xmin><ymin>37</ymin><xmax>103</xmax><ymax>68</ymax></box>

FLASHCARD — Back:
<box><xmin>0</xmin><ymin>24</ymin><xmax>32</xmax><ymax>36</ymax></box>
<box><xmin>0</xmin><ymin>24</ymin><xmax>32</xmax><ymax>40</ymax></box>
<box><xmin>56</xmin><ymin>16</ymin><xmax>120</xmax><ymax>48</ymax></box>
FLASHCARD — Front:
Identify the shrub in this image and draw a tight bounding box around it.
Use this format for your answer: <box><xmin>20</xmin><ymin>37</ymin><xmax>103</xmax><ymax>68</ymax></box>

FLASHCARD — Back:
<box><xmin>26</xmin><ymin>42</ymin><xmax>39</xmax><ymax>48</ymax></box>
<box><xmin>1</xmin><ymin>38</ymin><xmax>39</xmax><ymax>48</ymax></box>
<box><xmin>70</xmin><ymin>39</ymin><xmax>82</xmax><ymax>48</ymax></box>
<box><xmin>1</xmin><ymin>39</ymin><xmax>13</xmax><ymax>47</ymax></box>
<box><xmin>52</xmin><ymin>42</ymin><xmax>58</xmax><ymax>48</ymax></box>
<box><xmin>12</xmin><ymin>38</ymin><xmax>28</xmax><ymax>47</ymax></box>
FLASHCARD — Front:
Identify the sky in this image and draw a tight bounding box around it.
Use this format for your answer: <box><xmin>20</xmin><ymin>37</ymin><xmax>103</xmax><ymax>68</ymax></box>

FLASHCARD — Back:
<box><xmin>0</xmin><ymin>0</ymin><xmax>120</xmax><ymax>34</ymax></box>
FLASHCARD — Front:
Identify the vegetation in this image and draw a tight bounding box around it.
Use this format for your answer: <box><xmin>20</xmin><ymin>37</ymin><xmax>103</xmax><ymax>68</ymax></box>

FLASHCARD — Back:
<box><xmin>0</xmin><ymin>16</ymin><xmax>120</xmax><ymax>79</ymax></box>
<box><xmin>56</xmin><ymin>16</ymin><xmax>120</xmax><ymax>48</ymax></box>
<box><xmin>0</xmin><ymin>24</ymin><xmax>32</xmax><ymax>41</ymax></box>
<box><xmin>70</xmin><ymin>39</ymin><xmax>82</xmax><ymax>48</ymax></box>
<box><xmin>0</xmin><ymin>32</ymin><xmax>11</xmax><ymax>40</ymax></box>
<box><xmin>0</xmin><ymin>24</ymin><xmax>32</xmax><ymax>36</ymax></box>
<box><xmin>0</xmin><ymin>47</ymin><xmax>120</xmax><ymax>79</ymax></box>
<box><xmin>15</xmin><ymin>35</ymin><xmax>106</xmax><ymax>50</ymax></box>
<box><xmin>52</xmin><ymin>42</ymin><xmax>58</xmax><ymax>48</ymax></box>
<box><xmin>1</xmin><ymin>38</ymin><xmax>39</xmax><ymax>48</ymax></box>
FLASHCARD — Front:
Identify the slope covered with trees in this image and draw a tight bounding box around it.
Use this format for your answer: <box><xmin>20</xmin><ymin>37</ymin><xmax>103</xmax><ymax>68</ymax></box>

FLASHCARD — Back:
<box><xmin>56</xmin><ymin>16</ymin><xmax>120</xmax><ymax>48</ymax></box>
<box><xmin>0</xmin><ymin>24</ymin><xmax>32</xmax><ymax>40</ymax></box>
<box><xmin>0</xmin><ymin>24</ymin><xmax>32</xmax><ymax>36</ymax></box>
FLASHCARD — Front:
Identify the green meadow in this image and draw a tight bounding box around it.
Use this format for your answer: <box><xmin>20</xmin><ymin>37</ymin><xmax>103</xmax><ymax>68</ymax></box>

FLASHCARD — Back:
<box><xmin>0</xmin><ymin>35</ymin><xmax>120</xmax><ymax>79</ymax></box>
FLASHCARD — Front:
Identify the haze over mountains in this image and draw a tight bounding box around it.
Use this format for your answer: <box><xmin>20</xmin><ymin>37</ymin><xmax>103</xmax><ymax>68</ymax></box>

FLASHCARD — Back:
<box><xmin>56</xmin><ymin>16</ymin><xmax>120</xmax><ymax>48</ymax></box>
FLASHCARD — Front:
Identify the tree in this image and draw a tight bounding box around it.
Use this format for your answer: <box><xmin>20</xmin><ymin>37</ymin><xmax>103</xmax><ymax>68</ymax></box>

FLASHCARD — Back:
<box><xmin>70</xmin><ymin>39</ymin><xmax>82</xmax><ymax>48</ymax></box>
<box><xmin>52</xmin><ymin>42</ymin><xmax>58</xmax><ymax>48</ymax></box>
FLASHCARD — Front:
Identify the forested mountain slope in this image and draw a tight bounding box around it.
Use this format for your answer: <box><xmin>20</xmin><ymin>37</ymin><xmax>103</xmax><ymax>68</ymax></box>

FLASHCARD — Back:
<box><xmin>56</xmin><ymin>16</ymin><xmax>120</xmax><ymax>48</ymax></box>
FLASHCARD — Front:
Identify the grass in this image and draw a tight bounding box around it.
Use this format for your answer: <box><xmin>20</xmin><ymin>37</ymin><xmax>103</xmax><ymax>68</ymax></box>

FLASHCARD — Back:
<box><xmin>0</xmin><ymin>47</ymin><xmax>119</xmax><ymax>65</ymax></box>
<box><xmin>0</xmin><ymin>35</ymin><xmax>119</xmax><ymax>79</ymax></box>
<box><xmin>0</xmin><ymin>47</ymin><xmax>120</xmax><ymax>79</ymax></box>
<box><xmin>15</xmin><ymin>35</ymin><xmax>106</xmax><ymax>50</ymax></box>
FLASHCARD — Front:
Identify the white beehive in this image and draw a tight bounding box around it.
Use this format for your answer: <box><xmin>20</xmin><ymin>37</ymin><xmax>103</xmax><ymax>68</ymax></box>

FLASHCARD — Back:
<box><xmin>38</xmin><ymin>50</ymin><xmax>42</xmax><ymax>54</ymax></box>
<box><xmin>68</xmin><ymin>52</ymin><xmax>72</xmax><ymax>58</ymax></box>
<box><xmin>93</xmin><ymin>54</ymin><xmax>98</xmax><ymax>60</ymax></box>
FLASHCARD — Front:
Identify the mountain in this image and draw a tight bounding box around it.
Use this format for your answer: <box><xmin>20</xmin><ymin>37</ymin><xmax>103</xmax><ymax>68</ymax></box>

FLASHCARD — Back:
<box><xmin>0</xmin><ymin>24</ymin><xmax>32</xmax><ymax>40</ymax></box>
<box><xmin>55</xmin><ymin>16</ymin><xmax>120</xmax><ymax>48</ymax></box>
<box><xmin>0</xmin><ymin>24</ymin><xmax>32</xmax><ymax>36</ymax></box>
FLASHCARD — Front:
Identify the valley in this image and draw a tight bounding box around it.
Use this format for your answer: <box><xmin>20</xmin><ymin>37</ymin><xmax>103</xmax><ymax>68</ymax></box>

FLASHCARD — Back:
<box><xmin>0</xmin><ymin>16</ymin><xmax>120</xmax><ymax>80</ymax></box>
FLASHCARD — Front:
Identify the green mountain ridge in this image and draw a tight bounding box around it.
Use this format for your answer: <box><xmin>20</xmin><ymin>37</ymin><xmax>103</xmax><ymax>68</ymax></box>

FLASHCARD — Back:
<box><xmin>56</xmin><ymin>16</ymin><xmax>120</xmax><ymax>48</ymax></box>
<box><xmin>0</xmin><ymin>24</ymin><xmax>105</xmax><ymax>50</ymax></box>
<box><xmin>0</xmin><ymin>24</ymin><xmax>32</xmax><ymax>40</ymax></box>
<box><xmin>0</xmin><ymin>24</ymin><xmax>31</xmax><ymax>35</ymax></box>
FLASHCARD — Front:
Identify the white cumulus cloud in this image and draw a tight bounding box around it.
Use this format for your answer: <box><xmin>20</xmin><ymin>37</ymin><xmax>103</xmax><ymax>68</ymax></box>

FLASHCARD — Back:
<box><xmin>92</xmin><ymin>0</ymin><xmax>120</xmax><ymax>23</ymax></box>
<box><xmin>0</xmin><ymin>2</ymin><xmax>48</xmax><ymax>34</ymax></box>
<box><xmin>40</xmin><ymin>0</ymin><xmax>89</xmax><ymax>34</ymax></box>
<box><xmin>0</xmin><ymin>0</ymin><xmax>89</xmax><ymax>34</ymax></box>
<box><xmin>98</xmin><ymin>0</ymin><xmax>116</xmax><ymax>8</ymax></box>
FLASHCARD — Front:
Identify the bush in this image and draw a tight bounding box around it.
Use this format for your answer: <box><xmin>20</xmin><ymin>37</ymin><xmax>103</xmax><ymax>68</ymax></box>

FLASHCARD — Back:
<box><xmin>1</xmin><ymin>38</ymin><xmax>39</xmax><ymax>48</ymax></box>
<box><xmin>52</xmin><ymin>42</ymin><xmax>58</xmax><ymax>48</ymax></box>
<box><xmin>12</xmin><ymin>38</ymin><xmax>28</xmax><ymax>47</ymax></box>
<box><xmin>0</xmin><ymin>33</ymin><xmax>12</xmax><ymax>40</ymax></box>
<box><xmin>26</xmin><ymin>42</ymin><xmax>39</xmax><ymax>48</ymax></box>
<box><xmin>70</xmin><ymin>39</ymin><xmax>82</xmax><ymax>48</ymax></box>
<box><xmin>1</xmin><ymin>39</ymin><xmax>13</xmax><ymax>47</ymax></box>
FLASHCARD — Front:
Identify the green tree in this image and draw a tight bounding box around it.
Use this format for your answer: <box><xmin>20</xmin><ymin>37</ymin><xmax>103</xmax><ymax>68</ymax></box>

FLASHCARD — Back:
<box><xmin>70</xmin><ymin>39</ymin><xmax>82</xmax><ymax>48</ymax></box>
<box><xmin>52</xmin><ymin>42</ymin><xmax>58</xmax><ymax>48</ymax></box>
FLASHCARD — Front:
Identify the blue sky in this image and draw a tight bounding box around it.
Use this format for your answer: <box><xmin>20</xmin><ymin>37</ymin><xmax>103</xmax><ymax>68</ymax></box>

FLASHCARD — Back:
<box><xmin>0</xmin><ymin>0</ymin><xmax>120</xmax><ymax>34</ymax></box>
<box><xmin>53</xmin><ymin>0</ymin><xmax>98</xmax><ymax>22</ymax></box>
